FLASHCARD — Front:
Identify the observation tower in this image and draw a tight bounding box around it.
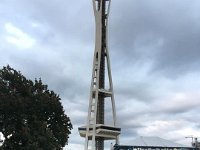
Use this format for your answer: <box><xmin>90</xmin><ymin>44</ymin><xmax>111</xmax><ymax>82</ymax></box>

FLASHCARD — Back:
<box><xmin>78</xmin><ymin>0</ymin><xmax>121</xmax><ymax>150</ymax></box>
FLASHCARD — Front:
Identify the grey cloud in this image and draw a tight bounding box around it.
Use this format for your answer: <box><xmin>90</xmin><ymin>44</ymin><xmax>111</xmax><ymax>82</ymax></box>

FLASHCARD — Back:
<box><xmin>121</xmin><ymin>128</ymin><xmax>138</xmax><ymax>139</ymax></box>
<box><xmin>110</xmin><ymin>0</ymin><xmax>200</xmax><ymax>77</ymax></box>
<box><xmin>196</xmin><ymin>124</ymin><xmax>200</xmax><ymax>128</ymax></box>
<box><xmin>20</xmin><ymin>0</ymin><xmax>94</xmax><ymax>44</ymax></box>
<box><xmin>1</xmin><ymin>49</ymin><xmax>89</xmax><ymax>102</ymax></box>
<box><xmin>115</xmin><ymin>82</ymin><xmax>156</xmax><ymax>102</ymax></box>
<box><xmin>0</xmin><ymin>0</ymin><xmax>94</xmax><ymax>47</ymax></box>
<box><xmin>120</xmin><ymin>120</ymin><xmax>145</xmax><ymax>130</ymax></box>
<box><xmin>178</xmin><ymin>109</ymin><xmax>200</xmax><ymax>124</ymax></box>
<box><xmin>151</xmin><ymin>94</ymin><xmax>200</xmax><ymax>115</ymax></box>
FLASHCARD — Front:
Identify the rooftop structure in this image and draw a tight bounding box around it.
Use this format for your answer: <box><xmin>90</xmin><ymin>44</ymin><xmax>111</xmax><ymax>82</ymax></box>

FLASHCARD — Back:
<box><xmin>113</xmin><ymin>136</ymin><xmax>197</xmax><ymax>150</ymax></box>
<box><xmin>130</xmin><ymin>136</ymin><xmax>186</xmax><ymax>147</ymax></box>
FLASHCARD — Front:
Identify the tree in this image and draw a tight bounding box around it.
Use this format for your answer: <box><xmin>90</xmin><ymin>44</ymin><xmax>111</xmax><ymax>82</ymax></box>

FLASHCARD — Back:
<box><xmin>0</xmin><ymin>65</ymin><xmax>72</xmax><ymax>150</ymax></box>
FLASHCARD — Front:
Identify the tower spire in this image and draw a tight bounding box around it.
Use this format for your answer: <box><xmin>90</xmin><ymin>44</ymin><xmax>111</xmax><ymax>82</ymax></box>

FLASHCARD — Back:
<box><xmin>79</xmin><ymin>1</ymin><xmax>121</xmax><ymax>150</ymax></box>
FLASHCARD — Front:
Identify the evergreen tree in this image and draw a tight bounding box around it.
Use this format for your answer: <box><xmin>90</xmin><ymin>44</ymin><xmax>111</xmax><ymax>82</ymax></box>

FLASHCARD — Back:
<box><xmin>0</xmin><ymin>65</ymin><xmax>72</xmax><ymax>150</ymax></box>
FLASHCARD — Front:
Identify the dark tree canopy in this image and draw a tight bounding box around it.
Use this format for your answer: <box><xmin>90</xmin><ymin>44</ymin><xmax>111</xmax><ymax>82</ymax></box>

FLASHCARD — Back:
<box><xmin>0</xmin><ymin>65</ymin><xmax>72</xmax><ymax>150</ymax></box>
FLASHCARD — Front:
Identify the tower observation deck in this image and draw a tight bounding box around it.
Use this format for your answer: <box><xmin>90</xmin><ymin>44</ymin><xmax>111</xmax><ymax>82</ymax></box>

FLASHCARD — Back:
<box><xmin>78</xmin><ymin>0</ymin><xmax>121</xmax><ymax>150</ymax></box>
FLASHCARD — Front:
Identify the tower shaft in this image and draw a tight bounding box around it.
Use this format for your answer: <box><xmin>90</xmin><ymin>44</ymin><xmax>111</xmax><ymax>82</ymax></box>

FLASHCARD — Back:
<box><xmin>96</xmin><ymin>1</ymin><xmax>106</xmax><ymax>149</ymax></box>
<box><xmin>78</xmin><ymin>1</ymin><xmax>121</xmax><ymax>150</ymax></box>
<box><xmin>97</xmin><ymin>0</ymin><xmax>105</xmax><ymax>125</ymax></box>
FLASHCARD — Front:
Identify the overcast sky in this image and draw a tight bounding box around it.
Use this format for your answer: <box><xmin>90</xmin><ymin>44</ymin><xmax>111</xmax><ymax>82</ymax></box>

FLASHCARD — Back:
<box><xmin>1</xmin><ymin>0</ymin><xmax>200</xmax><ymax>149</ymax></box>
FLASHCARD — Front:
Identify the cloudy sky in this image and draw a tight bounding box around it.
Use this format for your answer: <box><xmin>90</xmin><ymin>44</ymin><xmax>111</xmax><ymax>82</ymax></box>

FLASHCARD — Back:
<box><xmin>1</xmin><ymin>0</ymin><xmax>200</xmax><ymax>149</ymax></box>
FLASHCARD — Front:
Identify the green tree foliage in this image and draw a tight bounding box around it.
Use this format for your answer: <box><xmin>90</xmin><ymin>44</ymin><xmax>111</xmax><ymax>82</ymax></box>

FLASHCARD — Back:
<box><xmin>0</xmin><ymin>65</ymin><xmax>72</xmax><ymax>150</ymax></box>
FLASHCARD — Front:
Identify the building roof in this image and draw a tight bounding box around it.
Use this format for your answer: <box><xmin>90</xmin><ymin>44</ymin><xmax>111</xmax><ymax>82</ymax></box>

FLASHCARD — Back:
<box><xmin>130</xmin><ymin>136</ymin><xmax>188</xmax><ymax>148</ymax></box>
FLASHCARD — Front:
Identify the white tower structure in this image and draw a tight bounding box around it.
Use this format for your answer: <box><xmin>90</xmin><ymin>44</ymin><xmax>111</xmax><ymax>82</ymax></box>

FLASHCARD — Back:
<box><xmin>78</xmin><ymin>0</ymin><xmax>121</xmax><ymax>150</ymax></box>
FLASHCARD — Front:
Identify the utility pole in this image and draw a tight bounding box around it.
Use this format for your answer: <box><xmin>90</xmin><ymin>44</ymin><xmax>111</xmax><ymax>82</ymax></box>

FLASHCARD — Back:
<box><xmin>79</xmin><ymin>0</ymin><xmax>121</xmax><ymax>150</ymax></box>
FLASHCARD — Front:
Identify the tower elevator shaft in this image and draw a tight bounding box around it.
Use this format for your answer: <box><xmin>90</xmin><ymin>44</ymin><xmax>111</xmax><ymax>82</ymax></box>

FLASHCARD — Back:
<box><xmin>96</xmin><ymin>0</ymin><xmax>106</xmax><ymax>149</ymax></box>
